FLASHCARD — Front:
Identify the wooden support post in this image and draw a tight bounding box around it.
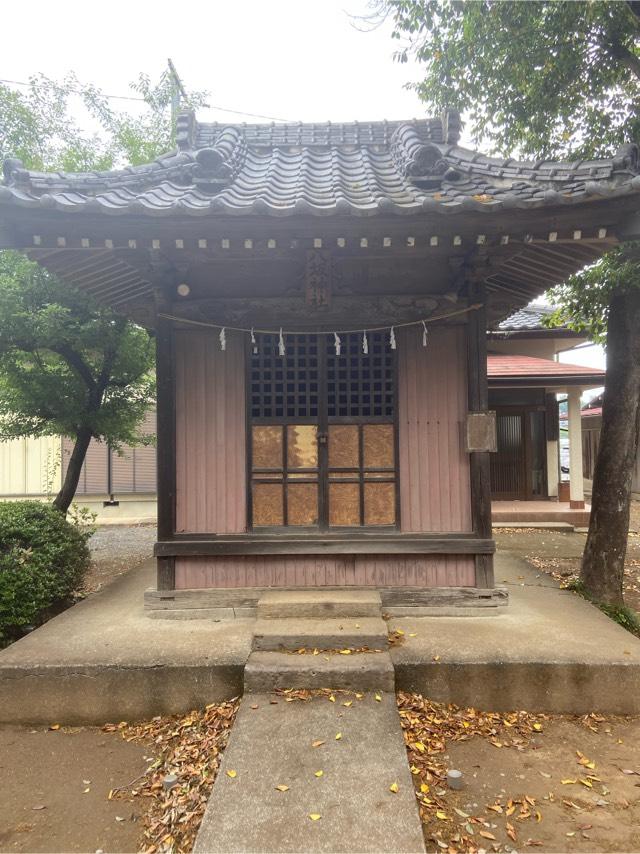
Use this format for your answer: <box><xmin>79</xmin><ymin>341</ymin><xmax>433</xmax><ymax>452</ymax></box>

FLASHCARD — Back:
<box><xmin>467</xmin><ymin>280</ymin><xmax>495</xmax><ymax>588</ymax></box>
<box><xmin>157</xmin><ymin>556</ymin><xmax>176</xmax><ymax>591</ymax></box>
<box><xmin>155</xmin><ymin>301</ymin><xmax>177</xmax><ymax>590</ymax></box>
<box><xmin>567</xmin><ymin>388</ymin><xmax>586</xmax><ymax>509</ymax></box>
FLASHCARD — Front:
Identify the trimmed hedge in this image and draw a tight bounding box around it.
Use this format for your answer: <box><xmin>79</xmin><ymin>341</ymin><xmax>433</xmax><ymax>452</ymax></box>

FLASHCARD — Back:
<box><xmin>0</xmin><ymin>501</ymin><xmax>92</xmax><ymax>640</ymax></box>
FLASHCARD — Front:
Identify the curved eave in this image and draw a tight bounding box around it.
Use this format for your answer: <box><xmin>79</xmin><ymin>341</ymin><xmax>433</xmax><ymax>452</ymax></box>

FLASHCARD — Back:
<box><xmin>1</xmin><ymin>180</ymin><xmax>640</xmax><ymax>219</ymax></box>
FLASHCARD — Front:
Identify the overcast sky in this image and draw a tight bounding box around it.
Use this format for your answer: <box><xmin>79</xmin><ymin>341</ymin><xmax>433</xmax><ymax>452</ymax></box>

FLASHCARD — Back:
<box><xmin>2</xmin><ymin>0</ymin><xmax>605</xmax><ymax>373</ymax></box>
<box><xmin>2</xmin><ymin>0</ymin><xmax>427</xmax><ymax>125</ymax></box>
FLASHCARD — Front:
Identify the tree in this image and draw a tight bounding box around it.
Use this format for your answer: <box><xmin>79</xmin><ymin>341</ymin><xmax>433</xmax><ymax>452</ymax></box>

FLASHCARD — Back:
<box><xmin>0</xmin><ymin>252</ymin><xmax>155</xmax><ymax>513</ymax></box>
<box><xmin>377</xmin><ymin>0</ymin><xmax>640</xmax><ymax>605</ymax></box>
<box><xmin>0</xmin><ymin>69</ymin><xmax>206</xmax><ymax>513</ymax></box>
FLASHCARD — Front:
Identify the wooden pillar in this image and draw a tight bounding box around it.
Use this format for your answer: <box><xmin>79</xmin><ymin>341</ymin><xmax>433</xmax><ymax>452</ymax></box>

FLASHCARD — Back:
<box><xmin>155</xmin><ymin>302</ymin><xmax>177</xmax><ymax>591</ymax></box>
<box><xmin>467</xmin><ymin>280</ymin><xmax>495</xmax><ymax>588</ymax></box>
<box><xmin>545</xmin><ymin>393</ymin><xmax>560</xmax><ymax>498</ymax></box>
<box><xmin>567</xmin><ymin>388</ymin><xmax>586</xmax><ymax>509</ymax></box>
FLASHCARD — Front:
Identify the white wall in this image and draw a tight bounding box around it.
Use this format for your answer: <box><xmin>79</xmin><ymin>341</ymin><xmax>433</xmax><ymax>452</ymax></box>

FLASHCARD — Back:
<box><xmin>0</xmin><ymin>436</ymin><xmax>62</xmax><ymax>497</ymax></box>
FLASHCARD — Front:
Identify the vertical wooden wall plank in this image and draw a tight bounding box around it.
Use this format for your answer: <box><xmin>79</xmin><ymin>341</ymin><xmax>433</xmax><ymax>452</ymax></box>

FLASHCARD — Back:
<box><xmin>175</xmin><ymin>330</ymin><xmax>247</xmax><ymax>534</ymax></box>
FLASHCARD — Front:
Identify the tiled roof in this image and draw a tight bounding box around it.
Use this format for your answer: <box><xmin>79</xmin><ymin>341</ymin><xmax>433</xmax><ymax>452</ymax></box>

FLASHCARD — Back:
<box><xmin>582</xmin><ymin>406</ymin><xmax>603</xmax><ymax>418</ymax></box>
<box><xmin>497</xmin><ymin>304</ymin><xmax>556</xmax><ymax>331</ymax></box>
<box><xmin>488</xmin><ymin>354</ymin><xmax>605</xmax><ymax>379</ymax></box>
<box><xmin>2</xmin><ymin>110</ymin><xmax>640</xmax><ymax>218</ymax></box>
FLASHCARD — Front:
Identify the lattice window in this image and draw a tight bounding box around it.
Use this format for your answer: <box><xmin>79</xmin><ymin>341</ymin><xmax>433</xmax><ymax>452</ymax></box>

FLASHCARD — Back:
<box><xmin>251</xmin><ymin>334</ymin><xmax>319</xmax><ymax>419</ymax></box>
<box><xmin>326</xmin><ymin>332</ymin><xmax>394</xmax><ymax>418</ymax></box>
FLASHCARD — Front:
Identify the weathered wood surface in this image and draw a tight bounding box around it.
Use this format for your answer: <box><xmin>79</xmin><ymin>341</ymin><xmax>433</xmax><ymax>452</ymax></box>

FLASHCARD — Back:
<box><xmin>155</xmin><ymin>536</ymin><xmax>494</xmax><ymax>556</ymax></box>
<box><xmin>175</xmin><ymin>330</ymin><xmax>246</xmax><ymax>534</ymax></box>
<box><xmin>467</xmin><ymin>281</ymin><xmax>494</xmax><ymax>588</ymax></box>
<box><xmin>398</xmin><ymin>325</ymin><xmax>472</xmax><ymax>534</ymax></box>
<box><xmin>144</xmin><ymin>584</ymin><xmax>507</xmax><ymax>610</ymax></box>
<box><xmin>173</xmin><ymin>554</ymin><xmax>477</xmax><ymax>589</ymax></box>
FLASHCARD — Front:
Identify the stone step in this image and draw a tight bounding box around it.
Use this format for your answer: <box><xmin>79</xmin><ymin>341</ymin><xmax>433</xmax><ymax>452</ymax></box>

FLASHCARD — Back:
<box><xmin>252</xmin><ymin>617</ymin><xmax>389</xmax><ymax>652</ymax></box>
<box><xmin>193</xmin><ymin>692</ymin><xmax>425</xmax><ymax>853</ymax></box>
<box><xmin>244</xmin><ymin>650</ymin><xmax>395</xmax><ymax>692</ymax></box>
<box><xmin>257</xmin><ymin>589</ymin><xmax>382</xmax><ymax>619</ymax></box>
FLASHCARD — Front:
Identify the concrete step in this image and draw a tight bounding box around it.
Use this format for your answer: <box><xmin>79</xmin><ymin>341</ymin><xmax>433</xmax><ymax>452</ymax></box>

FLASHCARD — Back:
<box><xmin>257</xmin><ymin>589</ymin><xmax>382</xmax><ymax>620</ymax></box>
<box><xmin>193</xmin><ymin>692</ymin><xmax>425</xmax><ymax>853</ymax></box>
<box><xmin>244</xmin><ymin>650</ymin><xmax>395</xmax><ymax>692</ymax></box>
<box><xmin>252</xmin><ymin>617</ymin><xmax>389</xmax><ymax>652</ymax></box>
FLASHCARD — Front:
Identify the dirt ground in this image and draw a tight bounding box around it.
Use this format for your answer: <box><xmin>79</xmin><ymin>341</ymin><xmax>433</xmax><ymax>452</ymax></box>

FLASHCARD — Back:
<box><xmin>494</xmin><ymin>498</ymin><xmax>640</xmax><ymax>611</ymax></box>
<box><xmin>0</xmin><ymin>726</ymin><xmax>149</xmax><ymax>853</ymax></box>
<box><xmin>2</xmin><ymin>709</ymin><xmax>640</xmax><ymax>854</ymax></box>
<box><xmin>421</xmin><ymin>714</ymin><xmax>640</xmax><ymax>853</ymax></box>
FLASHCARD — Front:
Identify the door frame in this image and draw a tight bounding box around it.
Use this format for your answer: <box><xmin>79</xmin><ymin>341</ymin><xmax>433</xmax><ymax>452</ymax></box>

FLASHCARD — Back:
<box><xmin>246</xmin><ymin>332</ymin><xmax>400</xmax><ymax>532</ymax></box>
<box><xmin>491</xmin><ymin>404</ymin><xmax>548</xmax><ymax>501</ymax></box>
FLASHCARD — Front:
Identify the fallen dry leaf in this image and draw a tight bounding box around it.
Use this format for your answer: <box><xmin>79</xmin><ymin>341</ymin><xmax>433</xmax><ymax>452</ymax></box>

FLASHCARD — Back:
<box><xmin>389</xmin><ymin>782</ymin><xmax>399</xmax><ymax>793</ymax></box>
<box><xmin>309</xmin><ymin>813</ymin><xmax>321</xmax><ymax>821</ymax></box>
<box><xmin>101</xmin><ymin>698</ymin><xmax>238</xmax><ymax>853</ymax></box>
<box><xmin>275</xmin><ymin>784</ymin><xmax>289</xmax><ymax>792</ymax></box>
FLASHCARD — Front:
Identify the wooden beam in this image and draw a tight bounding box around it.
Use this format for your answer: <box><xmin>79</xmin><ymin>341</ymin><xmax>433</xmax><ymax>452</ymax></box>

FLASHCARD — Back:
<box><xmin>154</xmin><ymin>535</ymin><xmax>495</xmax><ymax>557</ymax></box>
<box><xmin>467</xmin><ymin>278</ymin><xmax>495</xmax><ymax>588</ymax></box>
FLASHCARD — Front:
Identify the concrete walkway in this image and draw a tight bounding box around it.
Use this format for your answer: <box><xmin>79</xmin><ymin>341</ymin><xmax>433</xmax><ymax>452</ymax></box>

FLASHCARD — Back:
<box><xmin>194</xmin><ymin>692</ymin><xmax>425</xmax><ymax>854</ymax></box>
<box><xmin>2</xmin><ymin>550</ymin><xmax>640</xmax><ymax>722</ymax></box>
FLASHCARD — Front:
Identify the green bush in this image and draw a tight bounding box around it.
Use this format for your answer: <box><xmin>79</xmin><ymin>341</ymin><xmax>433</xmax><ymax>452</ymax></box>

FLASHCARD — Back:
<box><xmin>0</xmin><ymin>501</ymin><xmax>92</xmax><ymax>641</ymax></box>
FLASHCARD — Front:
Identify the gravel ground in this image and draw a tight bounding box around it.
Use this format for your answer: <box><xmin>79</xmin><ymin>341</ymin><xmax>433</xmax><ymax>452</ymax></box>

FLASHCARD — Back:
<box><xmin>82</xmin><ymin>524</ymin><xmax>157</xmax><ymax>596</ymax></box>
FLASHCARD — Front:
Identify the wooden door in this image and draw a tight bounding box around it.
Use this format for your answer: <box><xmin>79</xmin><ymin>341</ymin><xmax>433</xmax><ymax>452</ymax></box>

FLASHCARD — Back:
<box><xmin>249</xmin><ymin>332</ymin><xmax>398</xmax><ymax>530</ymax></box>
<box><xmin>490</xmin><ymin>406</ymin><xmax>547</xmax><ymax>500</ymax></box>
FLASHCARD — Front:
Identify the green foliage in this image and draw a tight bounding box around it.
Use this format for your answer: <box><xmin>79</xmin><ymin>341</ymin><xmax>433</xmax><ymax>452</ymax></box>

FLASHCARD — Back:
<box><xmin>0</xmin><ymin>500</ymin><xmax>93</xmax><ymax>640</ymax></box>
<box><xmin>544</xmin><ymin>243</ymin><xmax>640</xmax><ymax>344</ymax></box>
<box><xmin>567</xmin><ymin>578</ymin><xmax>640</xmax><ymax>637</ymax></box>
<box><xmin>0</xmin><ymin>71</ymin><xmax>208</xmax><ymax>170</ymax></box>
<box><xmin>380</xmin><ymin>0</ymin><xmax>640</xmax><ymax>159</ymax></box>
<box><xmin>376</xmin><ymin>0</ymin><xmax>640</xmax><ymax>336</ymax></box>
<box><xmin>0</xmin><ymin>251</ymin><xmax>155</xmax><ymax>449</ymax></box>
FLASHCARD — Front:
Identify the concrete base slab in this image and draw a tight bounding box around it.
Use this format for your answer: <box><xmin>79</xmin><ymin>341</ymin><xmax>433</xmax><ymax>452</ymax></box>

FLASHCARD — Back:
<box><xmin>193</xmin><ymin>693</ymin><xmax>425</xmax><ymax>854</ymax></box>
<box><xmin>244</xmin><ymin>651</ymin><xmax>395</xmax><ymax>692</ymax></box>
<box><xmin>0</xmin><ymin>559</ymin><xmax>252</xmax><ymax>724</ymax></box>
<box><xmin>390</xmin><ymin>552</ymin><xmax>640</xmax><ymax>714</ymax></box>
<box><xmin>258</xmin><ymin>589</ymin><xmax>382</xmax><ymax>619</ymax></box>
<box><xmin>252</xmin><ymin>617</ymin><xmax>389</xmax><ymax>651</ymax></box>
<box><xmin>3</xmin><ymin>550</ymin><xmax>640</xmax><ymax>722</ymax></box>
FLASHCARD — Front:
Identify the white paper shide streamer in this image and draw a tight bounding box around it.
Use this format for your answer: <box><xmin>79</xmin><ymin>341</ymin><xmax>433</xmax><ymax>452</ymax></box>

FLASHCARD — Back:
<box><xmin>157</xmin><ymin>302</ymin><xmax>482</xmax><ymax>359</ymax></box>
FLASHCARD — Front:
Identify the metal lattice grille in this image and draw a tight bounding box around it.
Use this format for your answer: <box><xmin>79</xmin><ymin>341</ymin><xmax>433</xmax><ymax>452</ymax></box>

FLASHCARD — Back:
<box><xmin>326</xmin><ymin>332</ymin><xmax>394</xmax><ymax>418</ymax></box>
<box><xmin>251</xmin><ymin>334</ymin><xmax>319</xmax><ymax>419</ymax></box>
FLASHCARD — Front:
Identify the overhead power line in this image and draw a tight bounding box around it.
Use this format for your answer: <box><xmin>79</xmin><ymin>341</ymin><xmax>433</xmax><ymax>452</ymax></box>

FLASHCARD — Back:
<box><xmin>0</xmin><ymin>77</ymin><xmax>295</xmax><ymax>123</ymax></box>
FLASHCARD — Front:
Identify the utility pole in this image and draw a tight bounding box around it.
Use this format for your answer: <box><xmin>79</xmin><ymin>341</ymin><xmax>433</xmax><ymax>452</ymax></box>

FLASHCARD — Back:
<box><xmin>167</xmin><ymin>58</ymin><xmax>189</xmax><ymax>126</ymax></box>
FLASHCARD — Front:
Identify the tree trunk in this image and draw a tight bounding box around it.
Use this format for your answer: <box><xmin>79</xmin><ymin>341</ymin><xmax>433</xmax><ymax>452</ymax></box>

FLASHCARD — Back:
<box><xmin>52</xmin><ymin>427</ymin><xmax>93</xmax><ymax>514</ymax></box>
<box><xmin>580</xmin><ymin>286</ymin><xmax>640</xmax><ymax>605</ymax></box>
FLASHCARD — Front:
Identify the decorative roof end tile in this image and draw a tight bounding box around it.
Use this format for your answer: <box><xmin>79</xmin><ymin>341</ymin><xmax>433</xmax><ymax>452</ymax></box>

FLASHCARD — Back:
<box><xmin>176</xmin><ymin>109</ymin><xmax>196</xmax><ymax>151</ymax></box>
